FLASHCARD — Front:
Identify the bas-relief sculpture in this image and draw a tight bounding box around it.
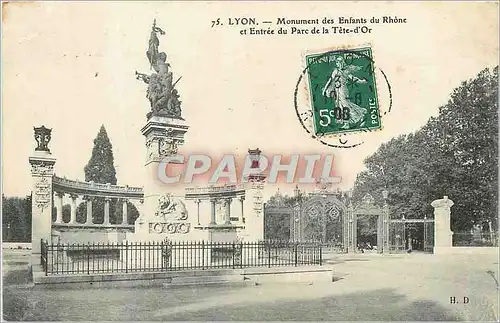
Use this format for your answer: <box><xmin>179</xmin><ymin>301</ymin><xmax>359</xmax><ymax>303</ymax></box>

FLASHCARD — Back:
<box><xmin>136</xmin><ymin>20</ymin><xmax>182</xmax><ymax>119</ymax></box>
<box><xmin>155</xmin><ymin>193</ymin><xmax>188</xmax><ymax>221</ymax></box>
<box><xmin>148</xmin><ymin>193</ymin><xmax>190</xmax><ymax>234</ymax></box>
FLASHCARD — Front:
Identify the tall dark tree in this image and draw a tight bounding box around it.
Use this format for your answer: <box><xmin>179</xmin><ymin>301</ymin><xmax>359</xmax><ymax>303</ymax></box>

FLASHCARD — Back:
<box><xmin>84</xmin><ymin>125</ymin><xmax>117</xmax><ymax>185</ymax></box>
<box><xmin>76</xmin><ymin>125</ymin><xmax>140</xmax><ymax>225</ymax></box>
<box><xmin>78</xmin><ymin>125</ymin><xmax>118</xmax><ymax>223</ymax></box>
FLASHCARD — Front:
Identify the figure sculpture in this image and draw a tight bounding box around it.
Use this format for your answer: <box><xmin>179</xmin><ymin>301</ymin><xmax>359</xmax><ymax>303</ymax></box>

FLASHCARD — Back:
<box><xmin>155</xmin><ymin>193</ymin><xmax>188</xmax><ymax>221</ymax></box>
<box><xmin>136</xmin><ymin>20</ymin><xmax>182</xmax><ymax>118</ymax></box>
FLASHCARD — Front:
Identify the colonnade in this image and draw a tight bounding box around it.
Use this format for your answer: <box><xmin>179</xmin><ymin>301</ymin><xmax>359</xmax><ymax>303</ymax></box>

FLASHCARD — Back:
<box><xmin>193</xmin><ymin>196</ymin><xmax>245</xmax><ymax>226</ymax></box>
<box><xmin>53</xmin><ymin>192</ymin><xmax>132</xmax><ymax>225</ymax></box>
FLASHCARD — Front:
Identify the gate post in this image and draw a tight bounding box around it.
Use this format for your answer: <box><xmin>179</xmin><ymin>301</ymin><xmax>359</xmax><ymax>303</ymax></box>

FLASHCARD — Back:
<box><xmin>29</xmin><ymin>126</ymin><xmax>56</xmax><ymax>282</ymax></box>
<box><xmin>431</xmin><ymin>196</ymin><xmax>454</xmax><ymax>254</ymax></box>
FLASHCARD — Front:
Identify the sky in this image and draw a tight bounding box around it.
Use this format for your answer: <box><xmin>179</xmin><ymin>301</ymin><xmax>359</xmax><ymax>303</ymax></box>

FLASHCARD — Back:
<box><xmin>2</xmin><ymin>1</ymin><xmax>498</xmax><ymax>201</ymax></box>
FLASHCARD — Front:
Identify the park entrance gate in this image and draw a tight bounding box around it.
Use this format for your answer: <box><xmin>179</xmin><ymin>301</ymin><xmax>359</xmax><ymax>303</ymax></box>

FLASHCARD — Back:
<box><xmin>264</xmin><ymin>190</ymin><xmax>393</xmax><ymax>253</ymax></box>
<box><xmin>389</xmin><ymin>215</ymin><xmax>434</xmax><ymax>253</ymax></box>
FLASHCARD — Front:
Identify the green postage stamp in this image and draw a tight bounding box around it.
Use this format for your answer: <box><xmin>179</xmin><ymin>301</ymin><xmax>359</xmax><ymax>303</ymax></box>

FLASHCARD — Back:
<box><xmin>305</xmin><ymin>47</ymin><xmax>382</xmax><ymax>136</ymax></box>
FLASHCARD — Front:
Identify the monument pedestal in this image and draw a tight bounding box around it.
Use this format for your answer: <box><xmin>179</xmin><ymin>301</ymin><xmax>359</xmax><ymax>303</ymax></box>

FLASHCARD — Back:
<box><xmin>126</xmin><ymin>114</ymin><xmax>191</xmax><ymax>243</ymax></box>
<box><xmin>141</xmin><ymin>114</ymin><xmax>188</xmax><ymax>212</ymax></box>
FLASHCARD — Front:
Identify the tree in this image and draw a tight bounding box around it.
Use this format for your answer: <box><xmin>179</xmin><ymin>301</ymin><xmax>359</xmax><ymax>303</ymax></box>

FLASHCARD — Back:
<box><xmin>77</xmin><ymin>125</ymin><xmax>140</xmax><ymax>225</ymax></box>
<box><xmin>84</xmin><ymin>125</ymin><xmax>117</xmax><ymax>185</ymax></box>
<box><xmin>353</xmin><ymin>66</ymin><xmax>498</xmax><ymax>233</ymax></box>
<box><xmin>80</xmin><ymin>125</ymin><xmax>118</xmax><ymax>223</ymax></box>
<box><xmin>2</xmin><ymin>195</ymin><xmax>31</xmax><ymax>242</ymax></box>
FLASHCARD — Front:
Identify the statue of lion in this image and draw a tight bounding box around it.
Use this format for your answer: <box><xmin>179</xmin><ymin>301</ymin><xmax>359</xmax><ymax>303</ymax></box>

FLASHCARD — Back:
<box><xmin>156</xmin><ymin>193</ymin><xmax>188</xmax><ymax>221</ymax></box>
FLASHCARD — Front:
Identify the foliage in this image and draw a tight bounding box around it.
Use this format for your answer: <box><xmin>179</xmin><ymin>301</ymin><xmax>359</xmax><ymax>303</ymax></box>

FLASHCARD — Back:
<box><xmin>2</xmin><ymin>195</ymin><xmax>31</xmax><ymax>242</ymax></box>
<box><xmin>264</xmin><ymin>192</ymin><xmax>296</xmax><ymax>240</ymax></box>
<box><xmin>75</xmin><ymin>199</ymin><xmax>140</xmax><ymax>225</ymax></box>
<box><xmin>353</xmin><ymin>66</ymin><xmax>498</xmax><ymax>232</ymax></box>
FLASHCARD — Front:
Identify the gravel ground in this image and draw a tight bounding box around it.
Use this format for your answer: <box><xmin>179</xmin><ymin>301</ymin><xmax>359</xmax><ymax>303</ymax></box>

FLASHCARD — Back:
<box><xmin>3</xmin><ymin>249</ymin><xmax>498</xmax><ymax>321</ymax></box>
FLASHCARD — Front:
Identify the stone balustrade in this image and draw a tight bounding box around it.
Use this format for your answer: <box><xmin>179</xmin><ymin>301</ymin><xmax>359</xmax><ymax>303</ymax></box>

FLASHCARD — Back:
<box><xmin>51</xmin><ymin>175</ymin><xmax>144</xmax><ymax>228</ymax></box>
<box><xmin>185</xmin><ymin>184</ymin><xmax>246</xmax><ymax>195</ymax></box>
<box><xmin>52</xmin><ymin>175</ymin><xmax>144</xmax><ymax>199</ymax></box>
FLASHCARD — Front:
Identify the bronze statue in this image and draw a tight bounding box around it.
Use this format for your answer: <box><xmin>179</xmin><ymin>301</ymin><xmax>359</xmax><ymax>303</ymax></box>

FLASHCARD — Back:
<box><xmin>136</xmin><ymin>20</ymin><xmax>182</xmax><ymax>118</ymax></box>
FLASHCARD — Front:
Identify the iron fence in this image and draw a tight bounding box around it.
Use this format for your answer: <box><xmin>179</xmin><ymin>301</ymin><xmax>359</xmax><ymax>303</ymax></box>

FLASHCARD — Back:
<box><xmin>40</xmin><ymin>239</ymin><xmax>322</xmax><ymax>275</ymax></box>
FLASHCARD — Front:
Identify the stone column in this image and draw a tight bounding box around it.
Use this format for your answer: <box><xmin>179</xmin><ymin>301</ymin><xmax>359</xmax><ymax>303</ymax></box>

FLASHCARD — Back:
<box><xmin>55</xmin><ymin>192</ymin><xmax>64</xmax><ymax>224</ymax></box>
<box><xmin>121</xmin><ymin>199</ymin><xmax>128</xmax><ymax>225</ymax></box>
<box><xmin>194</xmin><ymin>199</ymin><xmax>201</xmax><ymax>225</ymax></box>
<box><xmin>225</xmin><ymin>198</ymin><xmax>232</xmax><ymax>225</ymax></box>
<box><xmin>85</xmin><ymin>196</ymin><xmax>93</xmax><ymax>225</ymax></box>
<box><xmin>69</xmin><ymin>194</ymin><xmax>78</xmax><ymax>224</ymax></box>
<box><xmin>239</xmin><ymin>196</ymin><xmax>245</xmax><ymax>223</ymax></box>
<box><xmin>210</xmin><ymin>199</ymin><xmax>217</xmax><ymax>225</ymax></box>
<box><xmin>104</xmin><ymin>197</ymin><xmax>111</xmax><ymax>225</ymax></box>
<box><xmin>431</xmin><ymin>196</ymin><xmax>454</xmax><ymax>254</ymax></box>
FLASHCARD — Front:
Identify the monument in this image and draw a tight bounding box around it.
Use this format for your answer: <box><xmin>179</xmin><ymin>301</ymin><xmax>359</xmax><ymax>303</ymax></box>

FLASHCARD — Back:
<box><xmin>127</xmin><ymin>20</ymin><xmax>190</xmax><ymax>242</ymax></box>
<box><xmin>128</xmin><ymin>21</ymin><xmax>267</xmax><ymax>243</ymax></box>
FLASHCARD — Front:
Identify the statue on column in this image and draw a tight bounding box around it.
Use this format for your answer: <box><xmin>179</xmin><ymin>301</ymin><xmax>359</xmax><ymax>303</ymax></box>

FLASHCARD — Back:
<box><xmin>136</xmin><ymin>20</ymin><xmax>182</xmax><ymax>119</ymax></box>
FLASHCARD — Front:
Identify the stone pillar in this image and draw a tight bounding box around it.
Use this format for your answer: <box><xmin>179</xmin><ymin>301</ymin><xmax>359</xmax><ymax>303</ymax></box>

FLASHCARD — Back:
<box><xmin>431</xmin><ymin>196</ymin><xmax>454</xmax><ymax>254</ymax></box>
<box><xmin>85</xmin><ymin>197</ymin><xmax>93</xmax><ymax>225</ymax></box>
<box><xmin>29</xmin><ymin>125</ymin><xmax>56</xmax><ymax>277</ymax></box>
<box><xmin>239</xmin><ymin>196</ymin><xmax>245</xmax><ymax>223</ymax></box>
<box><xmin>69</xmin><ymin>194</ymin><xmax>77</xmax><ymax>224</ymax></box>
<box><xmin>104</xmin><ymin>197</ymin><xmax>111</xmax><ymax>225</ymax></box>
<box><xmin>121</xmin><ymin>199</ymin><xmax>128</xmax><ymax>225</ymax></box>
<box><xmin>194</xmin><ymin>199</ymin><xmax>201</xmax><ymax>225</ymax></box>
<box><xmin>225</xmin><ymin>198</ymin><xmax>232</xmax><ymax>225</ymax></box>
<box><xmin>210</xmin><ymin>199</ymin><xmax>217</xmax><ymax>225</ymax></box>
<box><xmin>134</xmin><ymin>198</ymin><xmax>148</xmax><ymax>235</ymax></box>
<box><xmin>55</xmin><ymin>192</ymin><xmax>64</xmax><ymax>224</ymax></box>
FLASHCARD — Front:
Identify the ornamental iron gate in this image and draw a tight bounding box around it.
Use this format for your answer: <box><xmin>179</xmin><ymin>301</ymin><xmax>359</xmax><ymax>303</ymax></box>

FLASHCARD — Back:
<box><xmin>388</xmin><ymin>216</ymin><xmax>434</xmax><ymax>253</ymax></box>
<box><xmin>264</xmin><ymin>188</ymin><xmax>435</xmax><ymax>254</ymax></box>
<box><xmin>299</xmin><ymin>194</ymin><xmax>346</xmax><ymax>250</ymax></box>
<box><xmin>351</xmin><ymin>194</ymin><xmax>390</xmax><ymax>254</ymax></box>
<box><xmin>263</xmin><ymin>191</ymin><xmax>296</xmax><ymax>241</ymax></box>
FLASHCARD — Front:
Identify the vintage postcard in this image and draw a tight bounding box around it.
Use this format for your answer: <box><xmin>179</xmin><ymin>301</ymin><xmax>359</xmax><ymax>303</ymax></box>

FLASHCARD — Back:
<box><xmin>2</xmin><ymin>1</ymin><xmax>499</xmax><ymax>321</ymax></box>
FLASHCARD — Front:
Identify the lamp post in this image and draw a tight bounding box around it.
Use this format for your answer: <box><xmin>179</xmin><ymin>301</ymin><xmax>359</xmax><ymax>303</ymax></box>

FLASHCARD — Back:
<box><xmin>381</xmin><ymin>189</ymin><xmax>389</xmax><ymax>253</ymax></box>
<box><xmin>402</xmin><ymin>214</ymin><xmax>406</xmax><ymax>252</ymax></box>
<box><xmin>346</xmin><ymin>189</ymin><xmax>353</xmax><ymax>253</ymax></box>
<box><xmin>423</xmin><ymin>215</ymin><xmax>427</xmax><ymax>252</ymax></box>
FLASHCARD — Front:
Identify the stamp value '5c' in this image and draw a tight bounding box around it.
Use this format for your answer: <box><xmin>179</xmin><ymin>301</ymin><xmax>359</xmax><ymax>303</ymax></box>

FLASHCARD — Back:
<box><xmin>305</xmin><ymin>47</ymin><xmax>382</xmax><ymax>136</ymax></box>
